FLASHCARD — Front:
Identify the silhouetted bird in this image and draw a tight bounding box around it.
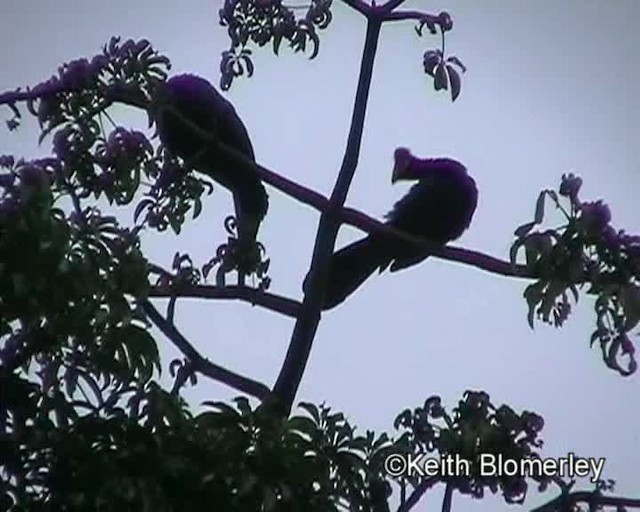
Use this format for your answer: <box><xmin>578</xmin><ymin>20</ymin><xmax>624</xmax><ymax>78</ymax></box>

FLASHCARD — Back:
<box><xmin>153</xmin><ymin>74</ymin><xmax>268</xmax><ymax>264</ymax></box>
<box><xmin>310</xmin><ymin>148</ymin><xmax>478</xmax><ymax>310</ymax></box>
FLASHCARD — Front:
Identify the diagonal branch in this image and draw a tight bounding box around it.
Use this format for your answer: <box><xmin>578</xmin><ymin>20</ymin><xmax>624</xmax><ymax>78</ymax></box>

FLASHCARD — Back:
<box><xmin>209</xmin><ymin>138</ymin><xmax>535</xmax><ymax>282</ymax></box>
<box><xmin>271</xmin><ymin>17</ymin><xmax>383</xmax><ymax>415</ymax></box>
<box><xmin>148</xmin><ymin>284</ymin><xmax>301</xmax><ymax>318</ymax></box>
<box><xmin>207</xmin><ymin>145</ymin><xmax>535</xmax><ymax>281</ymax></box>
<box><xmin>341</xmin><ymin>207</ymin><xmax>533</xmax><ymax>278</ymax></box>
<box><xmin>257</xmin><ymin>160</ymin><xmax>329</xmax><ymax>211</ymax></box>
<box><xmin>140</xmin><ymin>103</ymin><xmax>530</xmax><ymax>281</ymax></box>
<box><xmin>397</xmin><ymin>476</ymin><xmax>440</xmax><ymax>512</ymax></box>
<box><xmin>141</xmin><ymin>299</ymin><xmax>271</xmax><ymax>401</ymax></box>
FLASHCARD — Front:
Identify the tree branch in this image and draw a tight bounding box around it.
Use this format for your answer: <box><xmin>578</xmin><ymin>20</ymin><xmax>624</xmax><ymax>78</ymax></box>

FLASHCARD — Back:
<box><xmin>530</xmin><ymin>491</ymin><xmax>640</xmax><ymax>511</ymax></box>
<box><xmin>145</xmin><ymin>111</ymin><xmax>534</xmax><ymax>281</ymax></box>
<box><xmin>257</xmin><ymin>160</ymin><xmax>329</xmax><ymax>211</ymax></box>
<box><xmin>340</xmin><ymin>207</ymin><xmax>533</xmax><ymax>278</ymax></box>
<box><xmin>158</xmin><ymin>111</ymin><xmax>527</xmax><ymax>285</ymax></box>
<box><xmin>381</xmin><ymin>10</ymin><xmax>440</xmax><ymax>23</ymax></box>
<box><xmin>271</xmin><ymin>17</ymin><xmax>383</xmax><ymax>415</ymax></box>
<box><xmin>141</xmin><ymin>299</ymin><xmax>271</xmax><ymax>401</ymax></box>
<box><xmin>222</xmin><ymin>147</ymin><xmax>534</xmax><ymax>281</ymax></box>
<box><xmin>0</xmin><ymin>81</ymin><xmax>149</xmax><ymax>111</ymax></box>
<box><xmin>397</xmin><ymin>476</ymin><xmax>439</xmax><ymax>512</ymax></box>
<box><xmin>441</xmin><ymin>483</ymin><xmax>453</xmax><ymax>512</ymax></box>
<box><xmin>380</xmin><ymin>0</ymin><xmax>407</xmax><ymax>11</ymax></box>
<box><xmin>148</xmin><ymin>284</ymin><xmax>301</xmax><ymax>318</ymax></box>
<box><xmin>1</xmin><ymin>80</ymin><xmax>536</xmax><ymax>285</ymax></box>
<box><xmin>340</xmin><ymin>0</ymin><xmax>371</xmax><ymax>16</ymax></box>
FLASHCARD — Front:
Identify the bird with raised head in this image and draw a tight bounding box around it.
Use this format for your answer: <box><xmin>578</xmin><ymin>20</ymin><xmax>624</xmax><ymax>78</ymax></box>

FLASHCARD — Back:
<box><xmin>310</xmin><ymin>147</ymin><xmax>478</xmax><ymax>310</ymax></box>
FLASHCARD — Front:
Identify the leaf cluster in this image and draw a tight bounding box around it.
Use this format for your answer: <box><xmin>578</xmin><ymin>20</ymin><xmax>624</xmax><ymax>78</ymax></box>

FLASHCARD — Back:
<box><xmin>218</xmin><ymin>0</ymin><xmax>333</xmax><ymax>89</ymax></box>
<box><xmin>510</xmin><ymin>174</ymin><xmax>640</xmax><ymax>375</ymax></box>
<box><xmin>394</xmin><ymin>391</ymin><xmax>549</xmax><ymax>505</ymax></box>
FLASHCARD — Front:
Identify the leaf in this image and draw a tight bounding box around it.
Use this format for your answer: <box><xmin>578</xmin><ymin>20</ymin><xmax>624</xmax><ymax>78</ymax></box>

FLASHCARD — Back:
<box><xmin>539</xmin><ymin>280</ymin><xmax>566</xmax><ymax>324</ymax></box>
<box><xmin>243</xmin><ymin>54</ymin><xmax>255</xmax><ymax>77</ymax></box>
<box><xmin>234</xmin><ymin>396</ymin><xmax>252</xmax><ymax>416</ymax></box>
<box><xmin>447</xmin><ymin>65</ymin><xmax>461</xmax><ymax>102</ymax></box>
<box><xmin>523</xmin><ymin>233</ymin><xmax>553</xmax><ymax>272</ymax></box>
<box><xmin>193</xmin><ymin>197</ymin><xmax>202</xmax><ymax>219</ymax></box>
<box><xmin>307</xmin><ymin>29</ymin><xmax>320</xmax><ymax>59</ymax></box>
<box><xmin>126</xmin><ymin>166</ymin><xmax>142</xmax><ymax>204</ymax></box>
<box><xmin>298</xmin><ymin>402</ymin><xmax>321</xmax><ymax>424</ymax></box>
<box><xmin>168</xmin><ymin>214</ymin><xmax>181</xmax><ymax>234</ymax></box>
<box><xmin>434</xmin><ymin>63</ymin><xmax>448</xmax><ymax>91</ymax></box>
<box><xmin>372</xmin><ymin>432</ymin><xmax>390</xmax><ymax>451</ymax></box>
<box><xmin>514</xmin><ymin>221</ymin><xmax>536</xmax><ymax>239</ymax></box>
<box><xmin>207</xmin><ymin>400</ymin><xmax>241</xmax><ymax>419</ymax></box>
<box><xmin>446</xmin><ymin>55</ymin><xmax>467</xmax><ymax>73</ymax></box>
<box><xmin>288</xmin><ymin>416</ymin><xmax>320</xmax><ymax>437</ymax></box>
<box><xmin>524</xmin><ymin>239</ymin><xmax>540</xmax><ymax>270</ymax></box>
<box><xmin>622</xmin><ymin>285</ymin><xmax>640</xmax><ymax>331</ymax></box>
<box><xmin>509</xmin><ymin>237</ymin><xmax>526</xmax><ymax>266</ymax></box>
<box><xmin>524</xmin><ymin>280</ymin><xmax>546</xmax><ymax>329</ymax></box>
<box><xmin>423</xmin><ymin>50</ymin><xmax>442</xmax><ymax>77</ymax></box>
<box><xmin>134</xmin><ymin>198</ymin><xmax>153</xmax><ymax>223</ymax></box>
<box><xmin>568</xmin><ymin>284</ymin><xmax>579</xmax><ymax>304</ymax></box>
<box><xmin>534</xmin><ymin>191</ymin><xmax>547</xmax><ymax>225</ymax></box>
<box><xmin>119</xmin><ymin>324</ymin><xmax>160</xmax><ymax>382</ymax></box>
<box><xmin>273</xmin><ymin>33</ymin><xmax>283</xmax><ymax>55</ymax></box>
<box><xmin>64</xmin><ymin>367</ymin><xmax>78</xmax><ymax>397</ymax></box>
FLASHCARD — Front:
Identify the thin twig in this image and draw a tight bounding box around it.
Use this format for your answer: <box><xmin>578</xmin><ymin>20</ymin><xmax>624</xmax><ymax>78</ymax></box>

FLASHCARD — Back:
<box><xmin>141</xmin><ymin>299</ymin><xmax>271</xmax><ymax>401</ymax></box>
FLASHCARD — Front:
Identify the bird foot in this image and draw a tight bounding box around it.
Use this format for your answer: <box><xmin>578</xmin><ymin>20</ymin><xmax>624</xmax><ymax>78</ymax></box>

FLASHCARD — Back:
<box><xmin>206</xmin><ymin>235</ymin><xmax>271</xmax><ymax>290</ymax></box>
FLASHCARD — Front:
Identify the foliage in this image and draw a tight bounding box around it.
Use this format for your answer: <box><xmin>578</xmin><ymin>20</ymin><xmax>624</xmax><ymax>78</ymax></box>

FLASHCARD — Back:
<box><xmin>510</xmin><ymin>174</ymin><xmax>640</xmax><ymax>375</ymax></box>
<box><xmin>0</xmin><ymin>1</ymin><xmax>639</xmax><ymax>511</ymax></box>
<box><xmin>218</xmin><ymin>0</ymin><xmax>334</xmax><ymax>89</ymax></box>
<box><xmin>0</xmin><ymin>373</ymin><xmax>561</xmax><ymax>511</ymax></box>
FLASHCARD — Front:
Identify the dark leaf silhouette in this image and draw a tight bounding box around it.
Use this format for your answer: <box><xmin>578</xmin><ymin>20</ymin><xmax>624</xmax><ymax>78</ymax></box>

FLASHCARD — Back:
<box><xmin>447</xmin><ymin>64</ymin><xmax>461</xmax><ymax>101</ymax></box>
<box><xmin>434</xmin><ymin>62</ymin><xmax>448</xmax><ymax>90</ymax></box>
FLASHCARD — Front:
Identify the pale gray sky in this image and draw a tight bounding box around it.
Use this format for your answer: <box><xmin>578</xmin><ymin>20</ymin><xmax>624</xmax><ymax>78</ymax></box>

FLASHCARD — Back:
<box><xmin>1</xmin><ymin>1</ymin><xmax>639</xmax><ymax>510</ymax></box>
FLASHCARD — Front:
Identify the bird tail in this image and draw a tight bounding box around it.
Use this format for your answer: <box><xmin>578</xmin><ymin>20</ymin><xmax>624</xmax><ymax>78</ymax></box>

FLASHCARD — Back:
<box><xmin>313</xmin><ymin>236</ymin><xmax>389</xmax><ymax>310</ymax></box>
